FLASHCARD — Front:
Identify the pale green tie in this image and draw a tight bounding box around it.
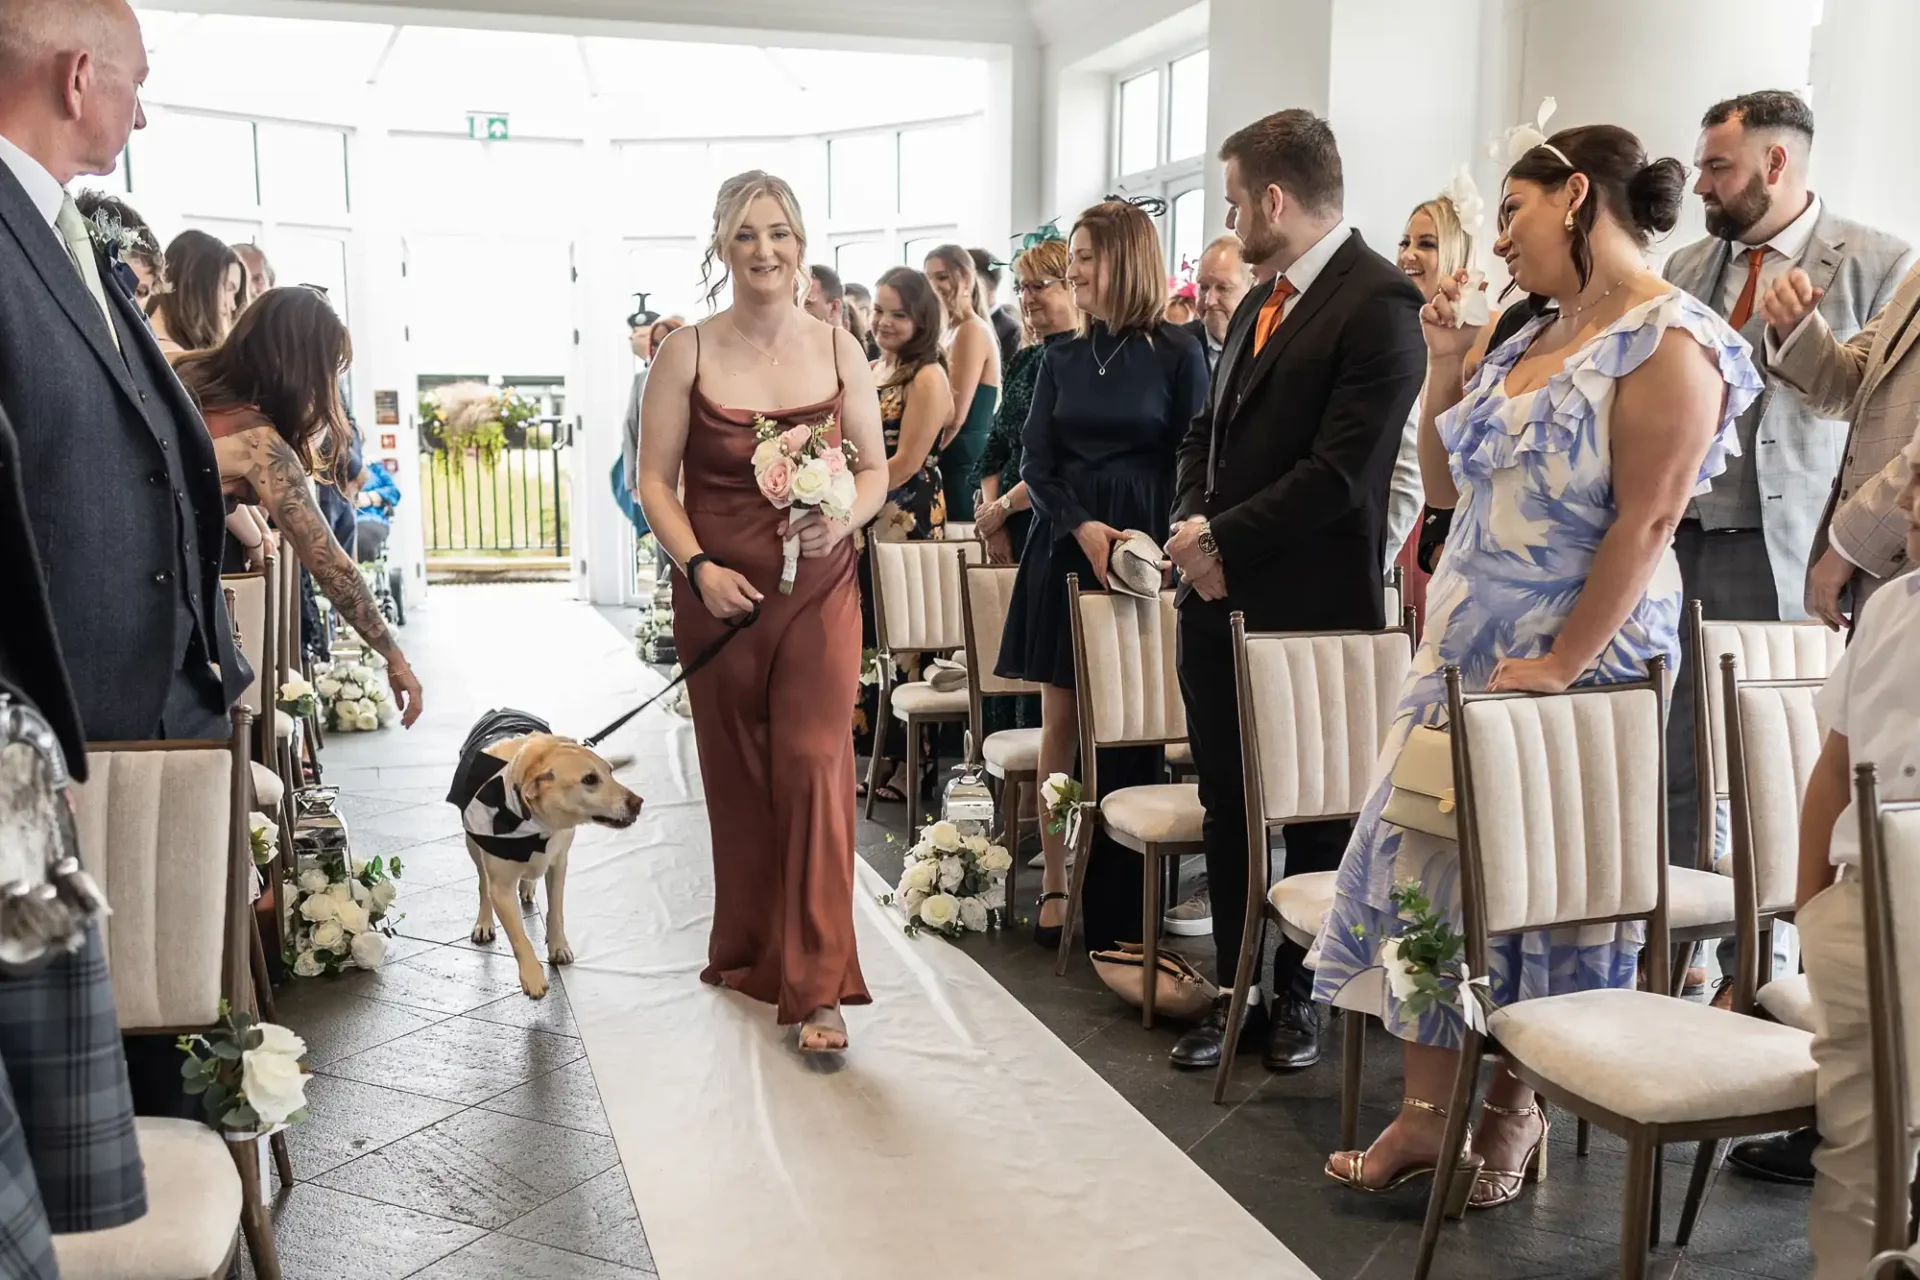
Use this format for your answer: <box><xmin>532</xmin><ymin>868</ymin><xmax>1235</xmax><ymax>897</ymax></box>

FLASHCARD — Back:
<box><xmin>54</xmin><ymin>195</ymin><xmax>121</xmax><ymax>351</ymax></box>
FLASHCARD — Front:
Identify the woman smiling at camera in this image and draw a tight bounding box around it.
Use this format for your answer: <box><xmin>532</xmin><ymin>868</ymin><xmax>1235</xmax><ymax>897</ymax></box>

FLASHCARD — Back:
<box><xmin>637</xmin><ymin>171</ymin><xmax>890</xmax><ymax>1056</ymax></box>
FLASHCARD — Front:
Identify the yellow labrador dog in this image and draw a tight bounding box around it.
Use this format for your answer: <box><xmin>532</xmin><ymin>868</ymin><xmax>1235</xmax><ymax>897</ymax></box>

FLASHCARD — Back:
<box><xmin>446</xmin><ymin>709</ymin><xmax>641</xmax><ymax>998</ymax></box>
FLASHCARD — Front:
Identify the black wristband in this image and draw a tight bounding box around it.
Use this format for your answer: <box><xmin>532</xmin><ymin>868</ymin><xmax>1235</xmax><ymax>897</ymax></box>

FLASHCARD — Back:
<box><xmin>684</xmin><ymin>553</ymin><xmax>722</xmax><ymax>603</ymax></box>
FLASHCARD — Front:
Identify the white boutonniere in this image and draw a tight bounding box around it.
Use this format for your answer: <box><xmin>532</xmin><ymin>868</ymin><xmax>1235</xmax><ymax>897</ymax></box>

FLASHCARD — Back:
<box><xmin>85</xmin><ymin>209</ymin><xmax>140</xmax><ymax>257</ymax></box>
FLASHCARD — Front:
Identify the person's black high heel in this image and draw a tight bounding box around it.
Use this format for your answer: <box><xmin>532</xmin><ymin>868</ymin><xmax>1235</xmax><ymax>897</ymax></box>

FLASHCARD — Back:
<box><xmin>1032</xmin><ymin>892</ymin><xmax>1069</xmax><ymax>948</ymax></box>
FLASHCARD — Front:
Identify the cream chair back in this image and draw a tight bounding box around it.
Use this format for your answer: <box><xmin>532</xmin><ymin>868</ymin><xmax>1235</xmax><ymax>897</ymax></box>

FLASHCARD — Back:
<box><xmin>1240</xmin><ymin>629</ymin><xmax>1412</xmax><ymax>824</ymax></box>
<box><xmin>1729</xmin><ymin>679</ymin><xmax>1825</xmax><ymax>915</ymax></box>
<box><xmin>278</xmin><ymin>551</ymin><xmax>302</xmax><ymax>678</ymax></box>
<box><xmin>961</xmin><ymin>562</ymin><xmax>1041</xmax><ymax>697</ymax></box>
<box><xmin>1383</xmin><ymin>564</ymin><xmax>1406</xmax><ymax>628</ymax></box>
<box><xmin>223</xmin><ymin>571</ymin><xmax>268</xmax><ymax>715</ymax></box>
<box><xmin>1068</xmin><ymin>580</ymin><xmax>1183</xmax><ymax>748</ymax></box>
<box><xmin>1695</xmin><ymin>613</ymin><xmax>1845</xmax><ymax>797</ymax></box>
<box><xmin>1455</xmin><ymin>671</ymin><xmax>1667</xmax><ymax>939</ymax></box>
<box><xmin>1859</xmin><ymin>788</ymin><xmax>1920</xmax><ymax>1253</ymax></box>
<box><xmin>71</xmin><ymin>727</ymin><xmax>251</xmax><ymax>1032</ymax></box>
<box><xmin>872</xmin><ymin>539</ymin><xmax>982</xmax><ymax>656</ymax></box>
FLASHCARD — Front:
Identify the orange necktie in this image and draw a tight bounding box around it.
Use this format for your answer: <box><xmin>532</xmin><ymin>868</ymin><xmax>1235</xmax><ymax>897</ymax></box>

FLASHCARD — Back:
<box><xmin>1253</xmin><ymin>277</ymin><xmax>1299</xmax><ymax>353</ymax></box>
<box><xmin>1727</xmin><ymin>247</ymin><xmax>1767</xmax><ymax>330</ymax></box>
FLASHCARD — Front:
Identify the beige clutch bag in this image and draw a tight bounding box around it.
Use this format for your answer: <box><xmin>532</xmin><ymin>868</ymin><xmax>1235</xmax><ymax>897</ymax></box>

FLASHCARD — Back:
<box><xmin>1381</xmin><ymin>725</ymin><xmax>1458</xmax><ymax>840</ymax></box>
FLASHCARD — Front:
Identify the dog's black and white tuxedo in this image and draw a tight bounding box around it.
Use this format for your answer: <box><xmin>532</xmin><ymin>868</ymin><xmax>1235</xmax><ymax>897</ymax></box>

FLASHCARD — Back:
<box><xmin>446</xmin><ymin>708</ymin><xmax>554</xmax><ymax>862</ymax></box>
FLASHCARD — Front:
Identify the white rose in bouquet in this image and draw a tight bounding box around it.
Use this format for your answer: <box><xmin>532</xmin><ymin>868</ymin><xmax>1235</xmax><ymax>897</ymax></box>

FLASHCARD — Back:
<box><xmin>240</xmin><ymin>1024</ymin><xmax>310</xmax><ymax>1126</ymax></box>
<box><xmin>926</xmin><ymin>821</ymin><xmax>962</xmax><ymax>853</ymax></box>
<box><xmin>900</xmin><ymin>859</ymin><xmax>939</xmax><ymax>894</ymax></box>
<box><xmin>296</xmin><ymin>869</ymin><xmax>329</xmax><ymax>894</ymax></box>
<box><xmin>958</xmin><ymin>897</ymin><xmax>989</xmax><ymax>932</ymax></box>
<box><xmin>334</xmin><ymin>900</ymin><xmax>372</xmax><ymax>935</ymax></box>
<box><xmin>983</xmin><ymin>882</ymin><xmax>1006</xmax><ymax>911</ymax></box>
<box><xmin>790</xmin><ymin>456</ymin><xmax>832</xmax><ymax>506</ymax></box>
<box><xmin>279</xmin><ymin>676</ymin><xmax>314</xmax><ymax>704</ymax></box>
<box><xmin>325</xmin><ymin>881</ymin><xmax>353</xmax><ymax>901</ymax></box>
<box><xmin>298</xmin><ymin>893</ymin><xmax>338</xmax><ymax>923</ymax></box>
<box><xmin>350</xmin><ymin>931</ymin><xmax>387</xmax><ymax>970</ymax></box>
<box><xmin>962</xmin><ymin>834</ymin><xmax>988</xmax><ymax>855</ymax></box>
<box><xmin>337</xmin><ymin>681</ymin><xmax>364</xmax><ymax>701</ymax></box>
<box><xmin>1040</xmin><ymin>773</ymin><xmax>1071</xmax><ymax>810</ymax></box>
<box><xmin>1379</xmin><ymin>935</ymin><xmax>1422</xmax><ymax>1003</ymax></box>
<box><xmin>356</xmin><ymin>711</ymin><xmax>379</xmax><ymax>732</ymax></box>
<box><xmin>825</xmin><ymin>469</ymin><xmax>857</xmax><ymax>522</ymax></box>
<box><xmin>902</xmin><ymin>887</ymin><xmax>930</xmax><ymax>917</ymax></box>
<box><xmin>315</xmin><ymin>677</ymin><xmax>341</xmax><ymax>699</ymax></box>
<box><xmin>918</xmin><ymin>893</ymin><xmax>960</xmax><ymax>931</ymax></box>
<box><xmin>349</xmin><ymin>878</ymin><xmax>371</xmax><ymax>904</ymax></box>
<box><xmin>977</xmin><ymin>844</ymin><xmax>1013</xmax><ymax>873</ymax></box>
<box><xmin>937</xmin><ymin>856</ymin><xmax>965</xmax><ymax>892</ymax></box>
<box><xmin>376</xmin><ymin>701</ymin><xmax>400</xmax><ymax>727</ymax></box>
<box><xmin>291</xmin><ymin>948</ymin><xmax>324</xmax><ymax>977</ymax></box>
<box><xmin>751</xmin><ymin>438</ymin><xmax>784</xmax><ymax>470</ymax></box>
<box><xmin>310</xmin><ymin>919</ymin><xmax>345</xmax><ymax>951</ymax></box>
<box><xmin>369</xmin><ymin>880</ymin><xmax>398</xmax><ymax>912</ymax></box>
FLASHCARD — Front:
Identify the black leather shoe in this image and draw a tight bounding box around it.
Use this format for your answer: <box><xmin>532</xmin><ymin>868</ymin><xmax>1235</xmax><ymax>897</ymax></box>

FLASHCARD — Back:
<box><xmin>1726</xmin><ymin>1128</ymin><xmax>1818</xmax><ymax>1186</ymax></box>
<box><xmin>1263</xmin><ymin>996</ymin><xmax>1322</xmax><ymax>1071</ymax></box>
<box><xmin>1170</xmin><ymin>995</ymin><xmax>1264</xmax><ymax>1070</ymax></box>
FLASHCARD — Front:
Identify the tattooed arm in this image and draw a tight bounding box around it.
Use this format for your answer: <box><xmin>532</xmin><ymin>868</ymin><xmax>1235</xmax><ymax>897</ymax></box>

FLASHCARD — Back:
<box><xmin>242</xmin><ymin>427</ymin><xmax>424</xmax><ymax>727</ymax></box>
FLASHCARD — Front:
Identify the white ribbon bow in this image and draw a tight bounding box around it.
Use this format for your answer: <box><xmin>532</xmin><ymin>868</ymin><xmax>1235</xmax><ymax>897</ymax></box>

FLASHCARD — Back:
<box><xmin>1457</xmin><ymin>962</ymin><xmax>1495</xmax><ymax>1035</ymax></box>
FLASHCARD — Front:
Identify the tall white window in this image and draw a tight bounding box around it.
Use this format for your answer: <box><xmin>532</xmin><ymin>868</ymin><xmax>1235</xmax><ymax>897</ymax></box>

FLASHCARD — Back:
<box><xmin>821</xmin><ymin>119</ymin><xmax>978</xmax><ymax>293</ymax></box>
<box><xmin>1110</xmin><ymin>48</ymin><xmax>1209</xmax><ymax>276</ymax></box>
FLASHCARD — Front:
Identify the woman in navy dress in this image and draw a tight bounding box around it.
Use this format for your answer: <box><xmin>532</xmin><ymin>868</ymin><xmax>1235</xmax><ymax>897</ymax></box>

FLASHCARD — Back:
<box><xmin>996</xmin><ymin>199</ymin><xmax>1209</xmax><ymax>949</ymax></box>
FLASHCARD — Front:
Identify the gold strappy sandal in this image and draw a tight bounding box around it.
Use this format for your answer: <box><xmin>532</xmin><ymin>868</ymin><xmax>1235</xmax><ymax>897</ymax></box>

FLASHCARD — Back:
<box><xmin>1325</xmin><ymin>1097</ymin><xmax>1483</xmax><ymax>1213</ymax></box>
<box><xmin>1468</xmin><ymin>1099</ymin><xmax>1549</xmax><ymax>1210</ymax></box>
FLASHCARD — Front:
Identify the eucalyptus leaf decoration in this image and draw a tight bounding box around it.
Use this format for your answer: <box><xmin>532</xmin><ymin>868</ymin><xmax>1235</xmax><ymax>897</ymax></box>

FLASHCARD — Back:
<box><xmin>1367</xmin><ymin>882</ymin><xmax>1495</xmax><ymax>1030</ymax></box>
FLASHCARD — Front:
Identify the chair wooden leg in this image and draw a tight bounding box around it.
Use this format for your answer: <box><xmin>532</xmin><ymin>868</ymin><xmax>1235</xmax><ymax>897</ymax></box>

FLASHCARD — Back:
<box><xmin>1577</xmin><ymin>1117</ymin><xmax>1591</xmax><ymax>1156</ymax></box>
<box><xmin>864</xmin><ymin>681</ymin><xmax>893</xmax><ymax>821</ymax></box>
<box><xmin>1668</xmin><ymin>943</ymin><xmax>1691</xmax><ymax>997</ymax></box>
<box><xmin>1002</xmin><ymin>780</ymin><xmax>1021</xmax><ymax>923</ymax></box>
<box><xmin>1211</xmin><ymin>903</ymin><xmax>1263</xmax><ymax>1105</ymax></box>
<box><xmin>270</xmin><ymin>1131</ymin><xmax>294</xmax><ymax>1190</ymax></box>
<box><xmin>1141</xmin><ymin>850</ymin><xmax>1162</xmax><ymax>1030</ymax></box>
<box><xmin>1055</xmin><ymin>814</ymin><xmax>1095</xmax><ymax>977</ymax></box>
<box><xmin>1620</xmin><ymin>1134</ymin><xmax>1658</xmax><ymax>1280</ymax></box>
<box><xmin>1651</xmin><ymin>1146</ymin><xmax>1665</xmax><ymax>1245</ymax></box>
<box><xmin>904</xmin><ymin>715</ymin><xmax>922</xmax><ymax>837</ymax></box>
<box><xmin>1414</xmin><ymin>1030</ymin><xmax>1485</xmax><ymax>1279</ymax></box>
<box><xmin>1676</xmin><ymin>1138</ymin><xmax>1719</xmax><ymax>1247</ymax></box>
<box><xmin>248</xmin><ymin>915</ymin><xmax>277</xmax><ymax>1023</ymax></box>
<box><xmin>228</xmin><ymin>1136</ymin><xmax>281</xmax><ymax>1280</ymax></box>
<box><xmin>1339</xmin><ymin>1010</ymin><xmax>1365</xmax><ymax>1150</ymax></box>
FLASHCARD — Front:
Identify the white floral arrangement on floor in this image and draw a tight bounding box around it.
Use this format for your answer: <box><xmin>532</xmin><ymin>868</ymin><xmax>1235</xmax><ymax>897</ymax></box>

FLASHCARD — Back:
<box><xmin>633</xmin><ymin>607</ymin><xmax>669</xmax><ymax>658</ymax></box>
<box><xmin>313</xmin><ymin>652</ymin><xmax>398</xmax><ymax>733</ymax></box>
<box><xmin>177</xmin><ymin>1001</ymin><xmax>311</xmax><ymax>1136</ymax></box>
<box><xmin>285</xmin><ymin>851</ymin><xmax>403</xmax><ymax>975</ymax></box>
<box><xmin>879</xmin><ymin>820</ymin><xmax>1012</xmax><ymax>938</ymax></box>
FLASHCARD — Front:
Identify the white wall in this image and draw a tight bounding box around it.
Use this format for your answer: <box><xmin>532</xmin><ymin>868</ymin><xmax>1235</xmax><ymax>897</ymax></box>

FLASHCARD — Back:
<box><xmin>1807</xmin><ymin>0</ymin><xmax>1920</xmax><ymax>245</ymax></box>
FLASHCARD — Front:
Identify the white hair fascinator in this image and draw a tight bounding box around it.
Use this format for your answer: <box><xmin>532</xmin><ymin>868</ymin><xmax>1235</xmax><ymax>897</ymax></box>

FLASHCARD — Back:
<box><xmin>1491</xmin><ymin>96</ymin><xmax>1570</xmax><ymax>168</ymax></box>
<box><xmin>1441</xmin><ymin>164</ymin><xmax>1484</xmax><ymax>231</ymax></box>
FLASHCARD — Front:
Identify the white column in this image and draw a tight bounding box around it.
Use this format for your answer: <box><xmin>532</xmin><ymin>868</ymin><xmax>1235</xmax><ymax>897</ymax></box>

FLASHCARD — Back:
<box><xmin>1808</xmin><ymin>0</ymin><xmax>1920</xmax><ymax>245</ymax></box>
<box><xmin>573</xmin><ymin>114</ymin><xmax>638</xmax><ymax>607</ymax></box>
<box><xmin>990</xmin><ymin>41</ymin><xmax>1047</xmax><ymax>247</ymax></box>
<box><xmin>1202</xmin><ymin>0</ymin><xmax>1334</xmax><ymax>239</ymax></box>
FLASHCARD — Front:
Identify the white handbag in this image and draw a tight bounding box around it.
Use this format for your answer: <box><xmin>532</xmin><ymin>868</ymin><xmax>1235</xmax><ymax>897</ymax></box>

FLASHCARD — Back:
<box><xmin>1381</xmin><ymin>725</ymin><xmax>1458</xmax><ymax>840</ymax></box>
<box><xmin>1107</xmin><ymin>530</ymin><xmax>1167</xmax><ymax>600</ymax></box>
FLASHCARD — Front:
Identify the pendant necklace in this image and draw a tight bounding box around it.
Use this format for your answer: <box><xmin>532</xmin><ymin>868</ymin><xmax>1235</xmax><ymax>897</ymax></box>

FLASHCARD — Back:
<box><xmin>1091</xmin><ymin>330</ymin><xmax>1131</xmax><ymax>376</ymax></box>
<box><xmin>732</xmin><ymin>316</ymin><xmax>792</xmax><ymax>366</ymax></box>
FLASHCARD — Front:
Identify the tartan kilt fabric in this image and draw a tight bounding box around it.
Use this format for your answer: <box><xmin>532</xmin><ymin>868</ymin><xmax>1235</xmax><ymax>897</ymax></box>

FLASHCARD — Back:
<box><xmin>0</xmin><ymin>923</ymin><xmax>146</xmax><ymax>1274</ymax></box>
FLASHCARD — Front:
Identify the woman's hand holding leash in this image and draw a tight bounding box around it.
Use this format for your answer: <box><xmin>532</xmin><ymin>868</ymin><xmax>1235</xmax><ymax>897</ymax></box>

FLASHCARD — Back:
<box><xmin>690</xmin><ymin>558</ymin><xmax>761</xmax><ymax>623</ymax></box>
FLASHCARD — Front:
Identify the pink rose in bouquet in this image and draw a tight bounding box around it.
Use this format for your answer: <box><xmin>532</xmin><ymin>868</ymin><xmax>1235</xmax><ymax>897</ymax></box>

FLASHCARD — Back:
<box><xmin>756</xmin><ymin>455</ymin><xmax>795</xmax><ymax>507</ymax></box>
<box><xmin>780</xmin><ymin>424</ymin><xmax>815</xmax><ymax>454</ymax></box>
<box><xmin>819</xmin><ymin>448</ymin><xmax>847</xmax><ymax>477</ymax></box>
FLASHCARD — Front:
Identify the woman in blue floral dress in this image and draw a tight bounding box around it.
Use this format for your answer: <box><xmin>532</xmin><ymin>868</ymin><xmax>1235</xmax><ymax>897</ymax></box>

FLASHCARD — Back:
<box><xmin>1312</xmin><ymin>126</ymin><xmax>1762</xmax><ymax>1208</ymax></box>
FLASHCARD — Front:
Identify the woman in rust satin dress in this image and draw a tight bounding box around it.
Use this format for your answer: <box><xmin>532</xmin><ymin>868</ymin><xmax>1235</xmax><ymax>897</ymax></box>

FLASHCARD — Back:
<box><xmin>636</xmin><ymin>171</ymin><xmax>891</xmax><ymax>1053</ymax></box>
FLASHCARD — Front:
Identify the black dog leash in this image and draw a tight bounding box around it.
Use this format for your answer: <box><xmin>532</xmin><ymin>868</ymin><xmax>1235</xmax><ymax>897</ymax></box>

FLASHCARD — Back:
<box><xmin>583</xmin><ymin>556</ymin><xmax>759</xmax><ymax>748</ymax></box>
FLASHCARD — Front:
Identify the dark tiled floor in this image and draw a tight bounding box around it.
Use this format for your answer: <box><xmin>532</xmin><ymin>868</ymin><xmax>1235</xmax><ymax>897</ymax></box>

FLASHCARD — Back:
<box><xmin>258</xmin><ymin>584</ymin><xmax>1811</xmax><ymax>1279</ymax></box>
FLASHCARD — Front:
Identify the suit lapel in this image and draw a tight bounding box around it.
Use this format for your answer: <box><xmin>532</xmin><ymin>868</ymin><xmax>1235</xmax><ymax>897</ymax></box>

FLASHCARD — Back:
<box><xmin>1797</xmin><ymin>226</ymin><xmax>1846</xmax><ymax>302</ymax></box>
<box><xmin>1688</xmin><ymin>240</ymin><xmax>1733</xmax><ymax>307</ymax></box>
<box><xmin>1864</xmin><ymin>273</ymin><xmax>1920</xmax><ymax>404</ymax></box>
<box><xmin>0</xmin><ymin>165</ymin><xmax>144</xmax><ymax>412</ymax></box>
<box><xmin>1229</xmin><ymin>231</ymin><xmax>1363</xmax><ymax>421</ymax></box>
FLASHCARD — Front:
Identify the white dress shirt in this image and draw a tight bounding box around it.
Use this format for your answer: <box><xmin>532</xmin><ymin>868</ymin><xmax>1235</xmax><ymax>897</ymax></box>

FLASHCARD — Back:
<box><xmin>1815</xmin><ymin>570</ymin><xmax>1920</xmax><ymax>868</ymax></box>
<box><xmin>1271</xmin><ymin>220</ymin><xmax>1353</xmax><ymax>325</ymax></box>
<box><xmin>1719</xmin><ymin>194</ymin><xmax>1822</xmax><ymax>315</ymax></box>
<box><xmin>0</xmin><ymin>131</ymin><xmax>66</xmax><ymax>229</ymax></box>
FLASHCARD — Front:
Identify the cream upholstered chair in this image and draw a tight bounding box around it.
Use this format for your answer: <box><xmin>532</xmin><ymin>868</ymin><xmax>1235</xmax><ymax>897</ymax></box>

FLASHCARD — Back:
<box><xmin>1412</xmin><ymin>661</ymin><xmax>1816</xmax><ymax>1280</ymax></box>
<box><xmin>1671</xmin><ymin>606</ymin><xmax>1848</xmax><ymax>965</ymax></box>
<box><xmin>1212</xmin><ymin>612</ymin><xmax>1414</xmax><ymax>1110</ymax></box>
<box><xmin>863</xmin><ymin>538</ymin><xmax>985</xmax><ymax>834</ymax></box>
<box><xmin>57</xmin><ymin>713</ymin><xmax>284</xmax><ymax>1280</ymax></box>
<box><xmin>959</xmin><ymin>559</ymin><xmax>1043</xmax><ymax>898</ymax></box>
<box><xmin>224</xmin><ymin>564</ymin><xmax>296</xmax><ymax>1001</ymax></box>
<box><xmin>1054</xmin><ymin>577</ymin><xmax>1199</xmax><ymax>1028</ymax></box>
<box><xmin>1858</xmin><ymin>774</ymin><xmax>1920</xmax><ymax>1266</ymax></box>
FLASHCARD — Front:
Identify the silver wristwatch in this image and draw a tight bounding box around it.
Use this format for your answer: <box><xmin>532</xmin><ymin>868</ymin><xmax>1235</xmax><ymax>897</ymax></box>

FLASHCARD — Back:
<box><xmin>1195</xmin><ymin>520</ymin><xmax>1220</xmax><ymax>561</ymax></box>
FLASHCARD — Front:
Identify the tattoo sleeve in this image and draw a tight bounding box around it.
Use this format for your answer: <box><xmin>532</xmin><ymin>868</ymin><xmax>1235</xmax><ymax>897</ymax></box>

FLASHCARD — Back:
<box><xmin>252</xmin><ymin>433</ymin><xmax>397</xmax><ymax>657</ymax></box>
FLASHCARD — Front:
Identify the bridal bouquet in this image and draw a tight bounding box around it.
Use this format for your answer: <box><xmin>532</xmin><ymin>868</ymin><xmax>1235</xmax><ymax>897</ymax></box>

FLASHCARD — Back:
<box><xmin>883</xmin><ymin>820</ymin><xmax>1013</xmax><ymax>938</ymax></box>
<box><xmin>751</xmin><ymin>413</ymin><xmax>859</xmax><ymax>594</ymax></box>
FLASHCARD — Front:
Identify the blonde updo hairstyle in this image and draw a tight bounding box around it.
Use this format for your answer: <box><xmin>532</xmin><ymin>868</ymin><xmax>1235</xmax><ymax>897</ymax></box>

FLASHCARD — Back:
<box><xmin>700</xmin><ymin>170</ymin><xmax>808</xmax><ymax>309</ymax></box>
<box><xmin>1011</xmin><ymin>239</ymin><xmax>1080</xmax><ymax>347</ymax></box>
<box><xmin>1408</xmin><ymin>194</ymin><xmax>1475</xmax><ymax>279</ymax></box>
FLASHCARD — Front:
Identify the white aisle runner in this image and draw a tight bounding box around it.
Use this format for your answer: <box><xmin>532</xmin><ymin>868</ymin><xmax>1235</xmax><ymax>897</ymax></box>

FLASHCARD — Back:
<box><xmin>545</xmin><ymin>603</ymin><xmax>1314</xmax><ymax>1280</ymax></box>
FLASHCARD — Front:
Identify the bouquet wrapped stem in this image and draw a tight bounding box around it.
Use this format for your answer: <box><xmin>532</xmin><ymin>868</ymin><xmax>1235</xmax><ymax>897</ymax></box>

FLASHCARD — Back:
<box><xmin>781</xmin><ymin>534</ymin><xmax>801</xmax><ymax>595</ymax></box>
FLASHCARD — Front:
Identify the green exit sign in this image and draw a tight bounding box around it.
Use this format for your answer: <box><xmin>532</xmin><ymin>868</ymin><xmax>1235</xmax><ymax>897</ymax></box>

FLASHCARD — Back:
<box><xmin>467</xmin><ymin>113</ymin><xmax>509</xmax><ymax>141</ymax></box>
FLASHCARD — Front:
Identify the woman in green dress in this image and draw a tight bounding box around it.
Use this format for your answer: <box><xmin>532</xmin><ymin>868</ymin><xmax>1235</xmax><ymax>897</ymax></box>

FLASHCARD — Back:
<box><xmin>923</xmin><ymin>244</ymin><xmax>1000</xmax><ymax>522</ymax></box>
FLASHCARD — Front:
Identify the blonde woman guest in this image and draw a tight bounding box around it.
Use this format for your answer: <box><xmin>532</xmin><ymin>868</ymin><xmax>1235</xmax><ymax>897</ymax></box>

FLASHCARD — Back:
<box><xmin>145</xmin><ymin>229</ymin><xmax>242</xmax><ymax>358</ymax></box>
<box><xmin>1390</xmin><ymin>191</ymin><xmax>1499</xmax><ymax>615</ymax></box>
<box><xmin>638</xmin><ymin>172</ymin><xmax>891</xmax><ymax>1055</ymax></box>
<box><xmin>923</xmin><ymin>243</ymin><xmax>1001</xmax><ymax>521</ymax></box>
<box><xmin>855</xmin><ymin>266</ymin><xmax>953</xmax><ymax>805</ymax></box>
<box><xmin>996</xmin><ymin>200</ymin><xmax>1208</xmax><ymax>949</ymax></box>
<box><xmin>1314</xmin><ymin>125</ymin><xmax>1760</xmax><ymax>1208</ymax></box>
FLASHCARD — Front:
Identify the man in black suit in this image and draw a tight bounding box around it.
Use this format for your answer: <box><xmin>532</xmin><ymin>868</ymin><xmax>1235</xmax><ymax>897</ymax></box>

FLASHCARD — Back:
<box><xmin>1164</xmin><ymin>110</ymin><xmax>1426</xmax><ymax>1071</ymax></box>
<box><xmin>0</xmin><ymin>0</ymin><xmax>246</xmax><ymax>747</ymax></box>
